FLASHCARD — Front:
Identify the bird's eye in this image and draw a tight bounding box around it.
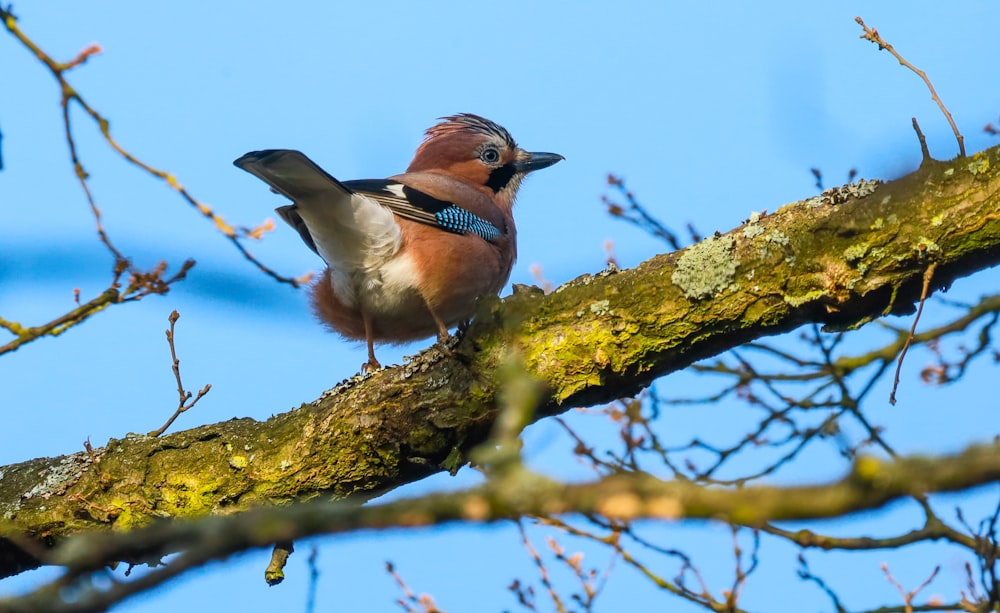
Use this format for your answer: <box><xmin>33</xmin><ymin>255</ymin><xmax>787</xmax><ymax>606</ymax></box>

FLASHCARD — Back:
<box><xmin>480</xmin><ymin>147</ymin><xmax>501</xmax><ymax>165</ymax></box>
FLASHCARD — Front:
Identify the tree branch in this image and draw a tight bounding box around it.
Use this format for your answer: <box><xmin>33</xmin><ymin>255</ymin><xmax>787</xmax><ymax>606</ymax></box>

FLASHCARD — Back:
<box><xmin>1</xmin><ymin>147</ymin><xmax>999</xmax><ymax>578</ymax></box>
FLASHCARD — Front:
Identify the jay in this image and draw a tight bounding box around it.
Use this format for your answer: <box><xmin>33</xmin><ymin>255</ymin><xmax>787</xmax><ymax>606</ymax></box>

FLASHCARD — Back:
<box><xmin>235</xmin><ymin>114</ymin><xmax>562</xmax><ymax>372</ymax></box>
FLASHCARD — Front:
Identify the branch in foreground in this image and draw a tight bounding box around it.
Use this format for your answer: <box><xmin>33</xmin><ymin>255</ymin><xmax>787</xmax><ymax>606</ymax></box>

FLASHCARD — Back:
<box><xmin>3</xmin><ymin>444</ymin><xmax>998</xmax><ymax>613</ymax></box>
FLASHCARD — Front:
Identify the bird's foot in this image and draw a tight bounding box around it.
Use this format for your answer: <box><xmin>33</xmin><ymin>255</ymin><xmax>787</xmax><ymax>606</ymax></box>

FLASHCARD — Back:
<box><xmin>360</xmin><ymin>357</ymin><xmax>382</xmax><ymax>375</ymax></box>
<box><xmin>432</xmin><ymin>331</ymin><xmax>462</xmax><ymax>355</ymax></box>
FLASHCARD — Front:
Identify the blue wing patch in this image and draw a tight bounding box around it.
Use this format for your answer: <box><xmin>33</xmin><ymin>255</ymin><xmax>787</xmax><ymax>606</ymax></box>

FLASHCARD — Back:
<box><xmin>434</xmin><ymin>206</ymin><xmax>502</xmax><ymax>241</ymax></box>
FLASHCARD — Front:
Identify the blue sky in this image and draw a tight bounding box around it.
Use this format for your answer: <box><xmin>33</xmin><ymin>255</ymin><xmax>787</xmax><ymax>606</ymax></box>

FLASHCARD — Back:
<box><xmin>3</xmin><ymin>2</ymin><xmax>1000</xmax><ymax>611</ymax></box>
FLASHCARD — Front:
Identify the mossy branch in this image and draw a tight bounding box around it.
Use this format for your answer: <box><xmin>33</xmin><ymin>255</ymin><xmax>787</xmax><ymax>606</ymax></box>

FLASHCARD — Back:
<box><xmin>1</xmin><ymin>146</ymin><xmax>999</xmax><ymax>579</ymax></box>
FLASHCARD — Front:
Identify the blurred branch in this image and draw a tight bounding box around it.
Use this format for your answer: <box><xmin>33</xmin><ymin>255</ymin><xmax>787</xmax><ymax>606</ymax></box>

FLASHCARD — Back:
<box><xmin>387</xmin><ymin>562</ymin><xmax>447</xmax><ymax>613</ymax></box>
<box><xmin>2</xmin><ymin>444</ymin><xmax>998</xmax><ymax>612</ymax></box>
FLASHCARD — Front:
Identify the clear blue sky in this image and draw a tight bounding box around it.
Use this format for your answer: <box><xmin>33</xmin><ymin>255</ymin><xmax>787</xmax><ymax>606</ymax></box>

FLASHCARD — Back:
<box><xmin>3</xmin><ymin>2</ymin><xmax>999</xmax><ymax>611</ymax></box>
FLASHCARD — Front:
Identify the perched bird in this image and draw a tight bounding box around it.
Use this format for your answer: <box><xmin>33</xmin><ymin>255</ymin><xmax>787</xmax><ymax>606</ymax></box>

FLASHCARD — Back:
<box><xmin>235</xmin><ymin>114</ymin><xmax>562</xmax><ymax>372</ymax></box>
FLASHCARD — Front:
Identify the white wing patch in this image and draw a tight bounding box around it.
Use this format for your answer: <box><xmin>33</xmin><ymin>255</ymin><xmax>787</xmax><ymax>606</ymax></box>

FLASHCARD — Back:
<box><xmin>298</xmin><ymin>191</ymin><xmax>402</xmax><ymax>274</ymax></box>
<box><xmin>384</xmin><ymin>183</ymin><xmax>407</xmax><ymax>198</ymax></box>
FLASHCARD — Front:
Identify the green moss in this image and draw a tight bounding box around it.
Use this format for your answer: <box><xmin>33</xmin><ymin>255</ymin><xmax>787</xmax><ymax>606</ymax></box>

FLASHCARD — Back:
<box><xmin>843</xmin><ymin>244</ymin><xmax>868</xmax><ymax>262</ymax></box>
<box><xmin>671</xmin><ymin>235</ymin><xmax>737</xmax><ymax>300</ymax></box>
<box><xmin>766</xmin><ymin>230</ymin><xmax>790</xmax><ymax>246</ymax></box>
<box><xmin>967</xmin><ymin>155</ymin><xmax>990</xmax><ymax>176</ymax></box>
<box><xmin>109</xmin><ymin>498</ymin><xmax>139</xmax><ymax>530</ymax></box>
<box><xmin>525</xmin><ymin>319</ymin><xmax>631</xmax><ymax>403</ymax></box>
<box><xmin>915</xmin><ymin>237</ymin><xmax>941</xmax><ymax>256</ymax></box>
<box><xmin>783</xmin><ymin>289</ymin><xmax>827</xmax><ymax>308</ymax></box>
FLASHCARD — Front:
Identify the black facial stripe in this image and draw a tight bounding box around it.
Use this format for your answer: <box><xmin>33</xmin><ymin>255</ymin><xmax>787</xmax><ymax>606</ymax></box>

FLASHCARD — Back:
<box><xmin>486</xmin><ymin>164</ymin><xmax>516</xmax><ymax>193</ymax></box>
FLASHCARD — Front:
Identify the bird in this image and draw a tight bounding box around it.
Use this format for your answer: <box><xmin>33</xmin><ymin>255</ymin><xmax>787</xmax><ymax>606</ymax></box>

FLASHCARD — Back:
<box><xmin>234</xmin><ymin>113</ymin><xmax>563</xmax><ymax>373</ymax></box>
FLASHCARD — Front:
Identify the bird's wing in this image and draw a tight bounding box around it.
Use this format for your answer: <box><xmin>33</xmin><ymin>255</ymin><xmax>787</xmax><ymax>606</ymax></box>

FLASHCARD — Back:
<box><xmin>234</xmin><ymin>149</ymin><xmax>354</xmax><ymax>202</ymax></box>
<box><xmin>346</xmin><ymin>179</ymin><xmax>503</xmax><ymax>242</ymax></box>
<box><xmin>234</xmin><ymin>150</ymin><xmax>400</xmax><ymax>271</ymax></box>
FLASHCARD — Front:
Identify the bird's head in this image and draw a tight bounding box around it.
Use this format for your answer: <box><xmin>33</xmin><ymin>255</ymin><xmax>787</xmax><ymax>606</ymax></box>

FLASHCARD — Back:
<box><xmin>407</xmin><ymin>113</ymin><xmax>563</xmax><ymax>211</ymax></box>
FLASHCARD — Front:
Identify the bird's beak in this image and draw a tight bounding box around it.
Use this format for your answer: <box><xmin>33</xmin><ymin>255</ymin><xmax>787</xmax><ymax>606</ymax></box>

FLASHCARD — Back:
<box><xmin>515</xmin><ymin>152</ymin><xmax>564</xmax><ymax>174</ymax></box>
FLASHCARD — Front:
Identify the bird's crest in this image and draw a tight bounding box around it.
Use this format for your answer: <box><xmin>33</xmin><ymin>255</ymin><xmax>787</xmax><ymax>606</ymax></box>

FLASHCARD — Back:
<box><xmin>422</xmin><ymin>113</ymin><xmax>516</xmax><ymax>150</ymax></box>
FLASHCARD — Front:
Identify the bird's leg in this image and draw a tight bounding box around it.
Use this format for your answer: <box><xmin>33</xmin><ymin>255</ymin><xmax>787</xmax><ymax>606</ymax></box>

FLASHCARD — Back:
<box><xmin>420</xmin><ymin>299</ymin><xmax>454</xmax><ymax>351</ymax></box>
<box><xmin>432</xmin><ymin>310</ymin><xmax>450</xmax><ymax>343</ymax></box>
<box><xmin>361</xmin><ymin>311</ymin><xmax>382</xmax><ymax>374</ymax></box>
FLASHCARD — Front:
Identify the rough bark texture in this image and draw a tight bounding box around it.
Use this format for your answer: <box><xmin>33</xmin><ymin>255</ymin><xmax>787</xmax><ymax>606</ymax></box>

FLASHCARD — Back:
<box><xmin>2</xmin><ymin>147</ymin><xmax>999</xmax><ymax>578</ymax></box>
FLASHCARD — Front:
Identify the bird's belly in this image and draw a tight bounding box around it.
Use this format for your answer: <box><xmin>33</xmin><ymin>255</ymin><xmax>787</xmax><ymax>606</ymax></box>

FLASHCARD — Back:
<box><xmin>312</xmin><ymin>245</ymin><xmax>506</xmax><ymax>344</ymax></box>
<box><xmin>326</xmin><ymin>253</ymin><xmax>460</xmax><ymax>342</ymax></box>
<box><xmin>357</xmin><ymin>252</ymin><xmax>424</xmax><ymax>314</ymax></box>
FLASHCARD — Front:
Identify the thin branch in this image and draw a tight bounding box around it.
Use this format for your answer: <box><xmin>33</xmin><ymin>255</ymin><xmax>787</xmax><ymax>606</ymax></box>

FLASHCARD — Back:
<box><xmin>856</xmin><ymin>16</ymin><xmax>965</xmax><ymax>157</ymax></box>
<box><xmin>1</xmin><ymin>8</ymin><xmax>304</xmax><ymax>286</ymax></box>
<box><xmin>387</xmin><ymin>562</ymin><xmax>447</xmax><ymax>613</ymax></box>
<box><xmin>148</xmin><ymin>311</ymin><xmax>212</xmax><ymax>437</ymax></box>
<box><xmin>881</xmin><ymin>562</ymin><xmax>940</xmax><ymax>613</ymax></box>
<box><xmin>912</xmin><ymin>117</ymin><xmax>931</xmax><ymax>163</ymax></box>
<box><xmin>0</xmin><ymin>259</ymin><xmax>196</xmax><ymax>356</ymax></box>
<box><xmin>890</xmin><ymin>262</ymin><xmax>937</xmax><ymax>405</ymax></box>
<box><xmin>517</xmin><ymin>521</ymin><xmax>568</xmax><ymax>613</ymax></box>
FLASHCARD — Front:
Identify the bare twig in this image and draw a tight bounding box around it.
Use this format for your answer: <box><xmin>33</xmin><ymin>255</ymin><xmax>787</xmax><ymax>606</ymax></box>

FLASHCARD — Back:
<box><xmin>890</xmin><ymin>262</ymin><xmax>938</xmax><ymax>404</ymax></box>
<box><xmin>83</xmin><ymin>438</ymin><xmax>106</xmax><ymax>482</ymax></box>
<box><xmin>148</xmin><ymin>311</ymin><xmax>211</xmax><ymax>437</ymax></box>
<box><xmin>603</xmin><ymin>174</ymin><xmax>684</xmax><ymax>250</ymax></box>
<box><xmin>798</xmin><ymin>554</ymin><xmax>848</xmax><ymax>613</ymax></box>
<box><xmin>517</xmin><ymin>521</ymin><xmax>568</xmax><ymax>613</ymax></box>
<box><xmin>1</xmin><ymin>258</ymin><xmax>194</xmax><ymax>356</ymax></box>
<box><xmin>0</xmin><ymin>10</ymin><xmax>208</xmax><ymax>354</ymax></box>
<box><xmin>986</xmin><ymin>116</ymin><xmax>1000</xmax><ymax>137</ymax></box>
<box><xmin>387</xmin><ymin>562</ymin><xmax>447</xmax><ymax>613</ymax></box>
<box><xmin>856</xmin><ymin>16</ymin><xmax>965</xmax><ymax>157</ymax></box>
<box><xmin>810</xmin><ymin>168</ymin><xmax>823</xmax><ymax>190</ymax></box>
<box><xmin>912</xmin><ymin>117</ymin><xmax>931</xmax><ymax>163</ymax></box>
<box><xmin>0</xmin><ymin>9</ymin><xmax>305</xmax><ymax>301</ymax></box>
<box><xmin>724</xmin><ymin>527</ymin><xmax>760</xmax><ymax>609</ymax></box>
<box><xmin>881</xmin><ymin>562</ymin><xmax>940</xmax><ymax>613</ymax></box>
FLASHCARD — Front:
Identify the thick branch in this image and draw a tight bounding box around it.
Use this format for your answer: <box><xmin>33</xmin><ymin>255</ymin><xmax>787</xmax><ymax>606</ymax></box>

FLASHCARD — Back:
<box><xmin>2</xmin><ymin>147</ymin><xmax>999</xmax><ymax>578</ymax></box>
